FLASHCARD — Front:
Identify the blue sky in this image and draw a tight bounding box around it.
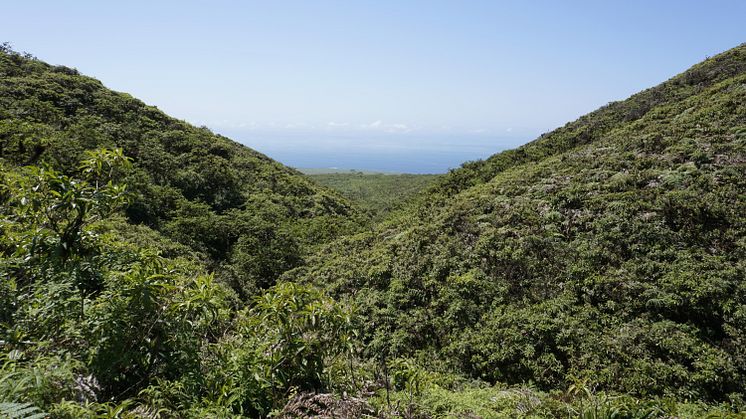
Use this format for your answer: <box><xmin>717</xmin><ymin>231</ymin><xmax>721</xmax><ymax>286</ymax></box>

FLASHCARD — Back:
<box><xmin>4</xmin><ymin>1</ymin><xmax>745</xmax><ymax>172</ymax></box>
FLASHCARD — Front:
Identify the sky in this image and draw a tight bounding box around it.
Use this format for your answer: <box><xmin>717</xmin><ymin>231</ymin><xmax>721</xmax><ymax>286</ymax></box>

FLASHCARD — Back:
<box><xmin>4</xmin><ymin>1</ymin><xmax>746</xmax><ymax>172</ymax></box>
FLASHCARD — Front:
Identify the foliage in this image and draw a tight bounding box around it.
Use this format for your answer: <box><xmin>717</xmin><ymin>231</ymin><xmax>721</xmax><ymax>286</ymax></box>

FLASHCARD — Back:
<box><xmin>0</xmin><ymin>402</ymin><xmax>46</xmax><ymax>419</ymax></box>
<box><xmin>0</xmin><ymin>45</ymin><xmax>362</xmax><ymax>299</ymax></box>
<box><xmin>193</xmin><ymin>282</ymin><xmax>359</xmax><ymax>416</ymax></box>
<box><xmin>367</xmin><ymin>372</ymin><xmax>743</xmax><ymax>419</ymax></box>
<box><xmin>309</xmin><ymin>172</ymin><xmax>439</xmax><ymax>220</ymax></box>
<box><xmin>299</xmin><ymin>44</ymin><xmax>746</xmax><ymax>404</ymax></box>
<box><xmin>2</xmin><ymin>148</ymin><xmax>131</xmax><ymax>317</ymax></box>
<box><xmin>0</xmin><ymin>147</ymin><xmax>357</xmax><ymax>416</ymax></box>
<box><xmin>244</xmin><ymin>282</ymin><xmax>358</xmax><ymax>392</ymax></box>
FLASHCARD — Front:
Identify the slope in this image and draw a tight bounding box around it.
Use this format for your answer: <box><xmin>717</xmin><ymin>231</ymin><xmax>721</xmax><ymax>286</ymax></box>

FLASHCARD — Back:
<box><xmin>295</xmin><ymin>44</ymin><xmax>746</xmax><ymax>401</ymax></box>
<box><xmin>0</xmin><ymin>45</ymin><xmax>369</xmax><ymax>416</ymax></box>
<box><xmin>0</xmin><ymin>45</ymin><xmax>362</xmax><ymax>298</ymax></box>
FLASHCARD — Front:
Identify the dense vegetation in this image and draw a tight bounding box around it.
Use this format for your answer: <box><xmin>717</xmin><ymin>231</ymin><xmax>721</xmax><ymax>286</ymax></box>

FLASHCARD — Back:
<box><xmin>308</xmin><ymin>172</ymin><xmax>439</xmax><ymax>220</ymax></box>
<box><xmin>0</xmin><ymin>43</ymin><xmax>368</xmax><ymax>417</ymax></box>
<box><xmin>0</xmin><ymin>151</ymin><xmax>357</xmax><ymax>416</ymax></box>
<box><xmin>293</xmin><ymin>44</ymin><xmax>746</xmax><ymax>414</ymax></box>
<box><xmin>0</xmin><ymin>42</ymin><xmax>363</xmax><ymax>300</ymax></box>
<box><xmin>1</xmin><ymin>43</ymin><xmax>746</xmax><ymax>418</ymax></box>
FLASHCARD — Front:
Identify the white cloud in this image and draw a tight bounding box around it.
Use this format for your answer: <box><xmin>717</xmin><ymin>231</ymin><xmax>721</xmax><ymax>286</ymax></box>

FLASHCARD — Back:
<box><xmin>360</xmin><ymin>120</ymin><xmax>412</xmax><ymax>133</ymax></box>
<box><xmin>387</xmin><ymin>123</ymin><xmax>409</xmax><ymax>131</ymax></box>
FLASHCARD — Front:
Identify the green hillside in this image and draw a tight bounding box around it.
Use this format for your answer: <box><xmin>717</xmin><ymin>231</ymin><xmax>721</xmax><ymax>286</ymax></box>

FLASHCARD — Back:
<box><xmin>309</xmin><ymin>172</ymin><xmax>439</xmax><ymax>220</ymax></box>
<box><xmin>294</xmin><ymin>44</ymin><xmax>746</xmax><ymax>408</ymax></box>
<box><xmin>2</xmin><ymin>42</ymin><xmax>746</xmax><ymax>418</ymax></box>
<box><xmin>0</xmin><ymin>46</ymin><xmax>363</xmax><ymax>417</ymax></box>
<box><xmin>0</xmin><ymin>44</ymin><xmax>363</xmax><ymax>299</ymax></box>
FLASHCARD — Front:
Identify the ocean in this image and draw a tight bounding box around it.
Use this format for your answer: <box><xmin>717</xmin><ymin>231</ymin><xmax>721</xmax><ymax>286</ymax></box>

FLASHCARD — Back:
<box><xmin>219</xmin><ymin>130</ymin><xmax>529</xmax><ymax>174</ymax></box>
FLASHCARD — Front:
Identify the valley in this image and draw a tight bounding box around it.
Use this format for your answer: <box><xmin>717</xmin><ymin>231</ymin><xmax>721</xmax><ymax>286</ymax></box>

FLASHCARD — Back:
<box><xmin>0</xmin><ymin>43</ymin><xmax>745</xmax><ymax>418</ymax></box>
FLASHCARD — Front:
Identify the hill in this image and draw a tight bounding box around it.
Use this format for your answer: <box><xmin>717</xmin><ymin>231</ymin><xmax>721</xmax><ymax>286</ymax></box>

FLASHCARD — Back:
<box><xmin>0</xmin><ymin>45</ymin><xmax>372</xmax><ymax>417</ymax></box>
<box><xmin>0</xmin><ymin>44</ymin><xmax>362</xmax><ymax>299</ymax></box>
<box><xmin>295</xmin><ymin>44</ymin><xmax>746</xmax><ymax>405</ymax></box>
<box><xmin>309</xmin><ymin>172</ymin><xmax>439</xmax><ymax>220</ymax></box>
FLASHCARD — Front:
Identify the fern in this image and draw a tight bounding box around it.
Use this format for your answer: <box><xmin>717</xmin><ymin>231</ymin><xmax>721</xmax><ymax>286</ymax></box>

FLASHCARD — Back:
<box><xmin>0</xmin><ymin>402</ymin><xmax>47</xmax><ymax>419</ymax></box>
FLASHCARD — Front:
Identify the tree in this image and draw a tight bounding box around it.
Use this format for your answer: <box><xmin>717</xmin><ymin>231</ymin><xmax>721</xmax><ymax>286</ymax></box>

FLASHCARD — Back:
<box><xmin>1</xmin><ymin>148</ymin><xmax>132</xmax><ymax>320</ymax></box>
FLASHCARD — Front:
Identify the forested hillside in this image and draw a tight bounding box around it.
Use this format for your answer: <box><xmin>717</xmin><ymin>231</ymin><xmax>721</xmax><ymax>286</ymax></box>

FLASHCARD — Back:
<box><xmin>2</xmin><ymin>43</ymin><xmax>746</xmax><ymax>418</ymax></box>
<box><xmin>293</xmin><ymin>44</ymin><xmax>746</xmax><ymax>413</ymax></box>
<box><xmin>0</xmin><ymin>45</ymin><xmax>365</xmax><ymax>417</ymax></box>
<box><xmin>0</xmin><ymin>43</ymin><xmax>363</xmax><ymax>299</ymax></box>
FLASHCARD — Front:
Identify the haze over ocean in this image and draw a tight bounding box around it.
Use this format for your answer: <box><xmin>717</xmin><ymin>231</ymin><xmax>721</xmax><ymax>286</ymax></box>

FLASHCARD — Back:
<box><xmin>217</xmin><ymin>129</ymin><xmax>528</xmax><ymax>173</ymax></box>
